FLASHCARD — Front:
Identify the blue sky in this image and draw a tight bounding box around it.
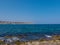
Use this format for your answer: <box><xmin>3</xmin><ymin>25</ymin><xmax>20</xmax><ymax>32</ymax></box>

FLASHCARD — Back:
<box><xmin>0</xmin><ymin>0</ymin><xmax>60</xmax><ymax>24</ymax></box>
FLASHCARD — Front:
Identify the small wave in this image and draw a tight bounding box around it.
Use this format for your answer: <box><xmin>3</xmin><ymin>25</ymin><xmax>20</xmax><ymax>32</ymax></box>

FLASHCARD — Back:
<box><xmin>45</xmin><ymin>35</ymin><xmax>52</xmax><ymax>38</ymax></box>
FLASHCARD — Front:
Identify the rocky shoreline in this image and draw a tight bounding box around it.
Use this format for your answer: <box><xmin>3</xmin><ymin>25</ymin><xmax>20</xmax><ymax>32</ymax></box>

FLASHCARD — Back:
<box><xmin>0</xmin><ymin>35</ymin><xmax>60</xmax><ymax>45</ymax></box>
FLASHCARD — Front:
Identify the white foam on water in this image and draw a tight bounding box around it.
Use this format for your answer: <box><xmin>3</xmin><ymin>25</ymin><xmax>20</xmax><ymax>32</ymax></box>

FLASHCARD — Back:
<box><xmin>45</xmin><ymin>35</ymin><xmax>52</xmax><ymax>38</ymax></box>
<box><xmin>11</xmin><ymin>37</ymin><xmax>20</xmax><ymax>41</ymax></box>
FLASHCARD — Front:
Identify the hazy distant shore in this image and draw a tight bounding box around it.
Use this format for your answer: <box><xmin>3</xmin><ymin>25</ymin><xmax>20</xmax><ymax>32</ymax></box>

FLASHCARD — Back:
<box><xmin>0</xmin><ymin>21</ymin><xmax>32</xmax><ymax>24</ymax></box>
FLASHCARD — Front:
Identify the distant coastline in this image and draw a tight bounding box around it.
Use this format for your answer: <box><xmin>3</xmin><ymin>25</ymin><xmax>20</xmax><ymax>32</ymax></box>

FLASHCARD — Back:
<box><xmin>0</xmin><ymin>21</ymin><xmax>32</xmax><ymax>24</ymax></box>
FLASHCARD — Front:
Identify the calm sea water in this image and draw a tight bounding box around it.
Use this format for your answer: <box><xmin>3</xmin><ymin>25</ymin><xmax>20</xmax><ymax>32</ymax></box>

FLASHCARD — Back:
<box><xmin>0</xmin><ymin>24</ymin><xmax>60</xmax><ymax>36</ymax></box>
<box><xmin>0</xmin><ymin>24</ymin><xmax>60</xmax><ymax>41</ymax></box>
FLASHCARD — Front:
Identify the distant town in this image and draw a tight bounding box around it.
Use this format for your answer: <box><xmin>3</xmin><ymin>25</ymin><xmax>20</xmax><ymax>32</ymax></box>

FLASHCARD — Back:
<box><xmin>0</xmin><ymin>21</ymin><xmax>32</xmax><ymax>24</ymax></box>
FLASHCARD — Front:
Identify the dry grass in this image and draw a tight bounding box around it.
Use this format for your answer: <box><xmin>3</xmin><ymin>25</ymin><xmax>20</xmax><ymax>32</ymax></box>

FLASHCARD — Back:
<box><xmin>0</xmin><ymin>40</ymin><xmax>60</xmax><ymax>45</ymax></box>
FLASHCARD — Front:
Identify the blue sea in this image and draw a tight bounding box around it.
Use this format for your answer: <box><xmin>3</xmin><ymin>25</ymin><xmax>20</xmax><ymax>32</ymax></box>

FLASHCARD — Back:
<box><xmin>0</xmin><ymin>24</ymin><xmax>60</xmax><ymax>41</ymax></box>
